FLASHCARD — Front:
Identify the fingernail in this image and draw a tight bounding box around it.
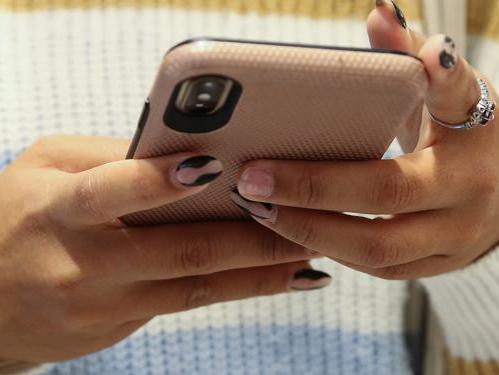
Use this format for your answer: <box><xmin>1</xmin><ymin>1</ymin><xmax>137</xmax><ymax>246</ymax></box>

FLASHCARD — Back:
<box><xmin>375</xmin><ymin>0</ymin><xmax>387</xmax><ymax>6</ymax></box>
<box><xmin>238</xmin><ymin>168</ymin><xmax>274</xmax><ymax>198</ymax></box>
<box><xmin>175</xmin><ymin>156</ymin><xmax>223</xmax><ymax>187</ymax></box>
<box><xmin>289</xmin><ymin>269</ymin><xmax>332</xmax><ymax>291</ymax></box>
<box><xmin>440</xmin><ymin>36</ymin><xmax>458</xmax><ymax>70</ymax></box>
<box><xmin>230</xmin><ymin>189</ymin><xmax>277</xmax><ymax>223</ymax></box>
<box><xmin>391</xmin><ymin>1</ymin><xmax>407</xmax><ymax>29</ymax></box>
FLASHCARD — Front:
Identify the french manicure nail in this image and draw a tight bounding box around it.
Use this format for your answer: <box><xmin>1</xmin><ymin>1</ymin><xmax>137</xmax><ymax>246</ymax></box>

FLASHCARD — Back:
<box><xmin>238</xmin><ymin>168</ymin><xmax>274</xmax><ymax>198</ymax></box>
<box><xmin>289</xmin><ymin>269</ymin><xmax>332</xmax><ymax>291</ymax></box>
<box><xmin>230</xmin><ymin>189</ymin><xmax>277</xmax><ymax>223</ymax></box>
<box><xmin>175</xmin><ymin>156</ymin><xmax>223</xmax><ymax>187</ymax></box>
<box><xmin>391</xmin><ymin>1</ymin><xmax>407</xmax><ymax>29</ymax></box>
<box><xmin>440</xmin><ymin>36</ymin><xmax>458</xmax><ymax>70</ymax></box>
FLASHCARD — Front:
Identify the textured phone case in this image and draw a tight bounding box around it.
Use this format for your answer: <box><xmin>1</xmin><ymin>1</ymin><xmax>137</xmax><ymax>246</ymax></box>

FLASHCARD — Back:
<box><xmin>122</xmin><ymin>39</ymin><xmax>428</xmax><ymax>225</ymax></box>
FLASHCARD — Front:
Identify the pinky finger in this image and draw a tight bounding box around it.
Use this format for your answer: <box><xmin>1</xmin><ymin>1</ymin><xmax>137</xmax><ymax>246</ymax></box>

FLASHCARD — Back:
<box><xmin>123</xmin><ymin>262</ymin><xmax>332</xmax><ymax>320</ymax></box>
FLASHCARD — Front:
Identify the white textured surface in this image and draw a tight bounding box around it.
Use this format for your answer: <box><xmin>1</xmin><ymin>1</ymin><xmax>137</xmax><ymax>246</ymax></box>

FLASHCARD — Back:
<box><xmin>421</xmin><ymin>248</ymin><xmax>499</xmax><ymax>361</ymax></box>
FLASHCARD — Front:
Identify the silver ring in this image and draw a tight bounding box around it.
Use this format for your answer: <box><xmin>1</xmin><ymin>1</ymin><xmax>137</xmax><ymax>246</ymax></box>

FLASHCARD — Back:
<box><xmin>429</xmin><ymin>78</ymin><xmax>496</xmax><ymax>130</ymax></box>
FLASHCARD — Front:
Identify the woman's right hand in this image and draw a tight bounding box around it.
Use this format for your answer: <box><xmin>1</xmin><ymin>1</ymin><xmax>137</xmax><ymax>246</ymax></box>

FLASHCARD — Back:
<box><xmin>0</xmin><ymin>135</ymin><xmax>330</xmax><ymax>363</ymax></box>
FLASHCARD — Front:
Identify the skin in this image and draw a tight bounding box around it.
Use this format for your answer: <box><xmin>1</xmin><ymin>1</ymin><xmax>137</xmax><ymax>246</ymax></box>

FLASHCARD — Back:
<box><xmin>237</xmin><ymin>6</ymin><xmax>499</xmax><ymax>280</ymax></box>
<box><xmin>0</xmin><ymin>135</ymin><xmax>321</xmax><ymax>362</ymax></box>
<box><xmin>1</xmin><ymin>2</ymin><xmax>496</xmax><ymax>364</ymax></box>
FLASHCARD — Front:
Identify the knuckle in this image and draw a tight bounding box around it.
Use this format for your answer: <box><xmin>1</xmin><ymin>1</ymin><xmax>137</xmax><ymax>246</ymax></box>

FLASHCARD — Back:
<box><xmin>371</xmin><ymin>171</ymin><xmax>418</xmax><ymax>213</ymax></box>
<box><xmin>377</xmin><ymin>264</ymin><xmax>413</xmax><ymax>280</ymax></box>
<box><xmin>259</xmin><ymin>233</ymin><xmax>289</xmax><ymax>263</ymax></box>
<box><xmin>32</xmin><ymin>135</ymin><xmax>59</xmax><ymax>151</ymax></box>
<box><xmin>362</xmin><ymin>232</ymin><xmax>402</xmax><ymax>268</ymax></box>
<box><xmin>73</xmin><ymin>172</ymin><xmax>105</xmax><ymax>219</ymax></box>
<box><xmin>178</xmin><ymin>235</ymin><xmax>218</xmax><ymax>275</ymax></box>
<box><xmin>47</xmin><ymin>270</ymin><xmax>90</xmax><ymax>330</ymax></box>
<box><xmin>29</xmin><ymin>135</ymin><xmax>66</xmax><ymax>161</ymax></box>
<box><xmin>289</xmin><ymin>215</ymin><xmax>319</xmax><ymax>246</ymax></box>
<box><xmin>127</xmin><ymin>162</ymin><xmax>158</xmax><ymax>203</ymax></box>
<box><xmin>19</xmin><ymin>209</ymin><xmax>48</xmax><ymax>237</ymax></box>
<box><xmin>21</xmin><ymin>136</ymin><xmax>58</xmax><ymax>165</ymax></box>
<box><xmin>472</xmin><ymin>163</ymin><xmax>499</xmax><ymax>199</ymax></box>
<box><xmin>50</xmin><ymin>268</ymin><xmax>85</xmax><ymax>296</ymax></box>
<box><xmin>14</xmin><ymin>267</ymin><xmax>90</xmax><ymax>333</ymax></box>
<box><xmin>295</xmin><ymin>172</ymin><xmax>325</xmax><ymax>207</ymax></box>
<box><xmin>60</xmin><ymin>306</ymin><xmax>88</xmax><ymax>332</ymax></box>
<box><xmin>183</xmin><ymin>278</ymin><xmax>214</xmax><ymax>310</ymax></box>
<box><xmin>18</xmin><ymin>182</ymin><xmax>56</xmax><ymax>226</ymax></box>
<box><xmin>457</xmin><ymin>222</ymin><xmax>484</xmax><ymax>247</ymax></box>
<box><xmin>253</xmin><ymin>272</ymin><xmax>276</xmax><ymax>296</ymax></box>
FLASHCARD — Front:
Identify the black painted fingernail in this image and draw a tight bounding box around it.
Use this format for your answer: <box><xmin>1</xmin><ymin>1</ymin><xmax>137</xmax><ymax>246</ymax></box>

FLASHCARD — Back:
<box><xmin>391</xmin><ymin>1</ymin><xmax>407</xmax><ymax>29</ymax></box>
<box><xmin>440</xmin><ymin>36</ymin><xmax>458</xmax><ymax>70</ymax></box>
<box><xmin>230</xmin><ymin>189</ymin><xmax>277</xmax><ymax>223</ymax></box>
<box><xmin>289</xmin><ymin>269</ymin><xmax>332</xmax><ymax>291</ymax></box>
<box><xmin>175</xmin><ymin>156</ymin><xmax>223</xmax><ymax>187</ymax></box>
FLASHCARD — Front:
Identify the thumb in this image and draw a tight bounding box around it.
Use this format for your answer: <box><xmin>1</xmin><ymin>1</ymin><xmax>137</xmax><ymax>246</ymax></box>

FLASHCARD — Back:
<box><xmin>52</xmin><ymin>154</ymin><xmax>224</xmax><ymax>226</ymax></box>
<box><xmin>367</xmin><ymin>1</ymin><xmax>429</xmax><ymax>151</ymax></box>
<box><xmin>367</xmin><ymin>0</ymin><xmax>424</xmax><ymax>53</ymax></box>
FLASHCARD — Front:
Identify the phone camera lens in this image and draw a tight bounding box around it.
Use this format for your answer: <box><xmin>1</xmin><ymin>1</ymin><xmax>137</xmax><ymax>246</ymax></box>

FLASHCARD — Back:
<box><xmin>197</xmin><ymin>93</ymin><xmax>212</xmax><ymax>102</ymax></box>
<box><xmin>175</xmin><ymin>76</ymin><xmax>234</xmax><ymax>115</ymax></box>
<box><xmin>203</xmin><ymin>81</ymin><xmax>216</xmax><ymax>90</ymax></box>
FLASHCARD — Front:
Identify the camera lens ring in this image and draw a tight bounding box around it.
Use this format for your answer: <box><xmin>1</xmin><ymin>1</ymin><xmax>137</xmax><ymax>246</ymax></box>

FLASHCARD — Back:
<box><xmin>175</xmin><ymin>76</ymin><xmax>234</xmax><ymax>116</ymax></box>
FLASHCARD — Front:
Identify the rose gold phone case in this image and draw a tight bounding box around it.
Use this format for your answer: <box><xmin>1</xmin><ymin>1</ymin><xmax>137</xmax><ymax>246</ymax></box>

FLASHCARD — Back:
<box><xmin>122</xmin><ymin>39</ymin><xmax>428</xmax><ymax>225</ymax></box>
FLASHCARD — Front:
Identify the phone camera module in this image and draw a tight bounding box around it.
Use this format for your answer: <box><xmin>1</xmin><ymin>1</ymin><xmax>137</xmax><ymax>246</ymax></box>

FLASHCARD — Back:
<box><xmin>175</xmin><ymin>76</ymin><xmax>234</xmax><ymax>115</ymax></box>
<box><xmin>165</xmin><ymin>74</ymin><xmax>242</xmax><ymax>134</ymax></box>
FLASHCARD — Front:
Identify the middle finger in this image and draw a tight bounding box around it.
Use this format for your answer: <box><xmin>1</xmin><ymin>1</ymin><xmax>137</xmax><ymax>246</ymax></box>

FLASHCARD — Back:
<box><xmin>96</xmin><ymin>222</ymin><xmax>316</xmax><ymax>282</ymax></box>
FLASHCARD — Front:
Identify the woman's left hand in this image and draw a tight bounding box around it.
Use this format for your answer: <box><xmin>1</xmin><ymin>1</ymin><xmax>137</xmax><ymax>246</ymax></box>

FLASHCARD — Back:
<box><xmin>232</xmin><ymin>2</ymin><xmax>499</xmax><ymax>280</ymax></box>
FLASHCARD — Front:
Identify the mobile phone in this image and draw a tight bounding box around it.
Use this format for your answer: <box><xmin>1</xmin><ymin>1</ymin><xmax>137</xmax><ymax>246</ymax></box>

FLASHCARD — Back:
<box><xmin>122</xmin><ymin>38</ymin><xmax>428</xmax><ymax>226</ymax></box>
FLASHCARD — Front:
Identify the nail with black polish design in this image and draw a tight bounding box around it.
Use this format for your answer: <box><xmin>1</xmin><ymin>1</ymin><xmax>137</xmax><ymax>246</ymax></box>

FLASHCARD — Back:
<box><xmin>289</xmin><ymin>269</ymin><xmax>332</xmax><ymax>291</ymax></box>
<box><xmin>175</xmin><ymin>156</ymin><xmax>223</xmax><ymax>187</ymax></box>
<box><xmin>440</xmin><ymin>36</ymin><xmax>458</xmax><ymax>70</ymax></box>
<box><xmin>391</xmin><ymin>1</ymin><xmax>407</xmax><ymax>29</ymax></box>
<box><xmin>230</xmin><ymin>189</ymin><xmax>277</xmax><ymax>223</ymax></box>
